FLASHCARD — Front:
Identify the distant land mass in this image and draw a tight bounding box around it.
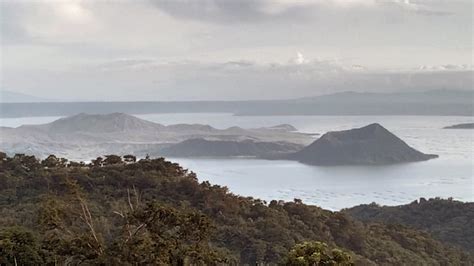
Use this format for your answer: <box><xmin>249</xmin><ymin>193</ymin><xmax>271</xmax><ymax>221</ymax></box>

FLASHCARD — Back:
<box><xmin>284</xmin><ymin>123</ymin><xmax>438</xmax><ymax>165</ymax></box>
<box><xmin>443</xmin><ymin>123</ymin><xmax>474</xmax><ymax>129</ymax></box>
<box><xmin>0</xmin><ymin>90</ymin><xmax>52</xmax><ymax>103</ymax></box>
<box><xmin>160</xmin><ymin>138</ymin><xmax>303</xmax><ymax>157</ymax></box>
<box><xmin>0</xmin><ymin>113</ymin><xmax>312</xmax><ymax>159</ymax></box>
<box><xmin>0</xmin><ymin>114</ymin><xmax>440</xmax><ymax>165</ymax></box>
<box><xmin>1</xmin><ymin>89</ymin><xmax>472</xmax><ymax>117</ymax></box>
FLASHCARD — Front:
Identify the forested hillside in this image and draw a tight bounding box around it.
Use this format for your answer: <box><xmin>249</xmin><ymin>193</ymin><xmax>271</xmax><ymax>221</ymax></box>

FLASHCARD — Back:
<box><xmin>0</xmin><ymin>153</ymin><xmax>471</xmax><ymax>265</ymax></box>
<box><xmin>345</xmin><ymin>198</ymin><xmax>474</xmax><ymax>253</ymax></box>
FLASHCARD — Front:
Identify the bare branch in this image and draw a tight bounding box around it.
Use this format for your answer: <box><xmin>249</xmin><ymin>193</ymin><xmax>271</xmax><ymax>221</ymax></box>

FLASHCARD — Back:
<box><xmin>113</xmin><ymin>211</ymin><xmax>125</xmax><ymax>218</ymax></box>
<box><xmin>127</xmin><ymin>188</ymin><xmax>134</xmax><ymax>211</ymax></box>
<box><xmin>133</xmin><ymin>185</ymin><xmax>140</xmax><ymax>206</ymax></box>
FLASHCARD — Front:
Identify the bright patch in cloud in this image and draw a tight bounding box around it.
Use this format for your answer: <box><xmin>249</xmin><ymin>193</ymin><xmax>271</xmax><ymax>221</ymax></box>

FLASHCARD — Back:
<box><xmin>56</xmin><ymin>1</ymin><xmax>91</xmax><ymax>23</ymax></box>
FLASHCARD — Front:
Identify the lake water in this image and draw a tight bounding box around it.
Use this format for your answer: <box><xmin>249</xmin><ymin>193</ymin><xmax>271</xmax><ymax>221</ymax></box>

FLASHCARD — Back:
<box><xmin>1</xmin><ymin>113</ymin><xmax>473</xmax><ymax>210</ymax></box>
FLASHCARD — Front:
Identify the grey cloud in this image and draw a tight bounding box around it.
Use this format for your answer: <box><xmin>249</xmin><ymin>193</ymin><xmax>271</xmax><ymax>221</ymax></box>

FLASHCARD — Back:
<box><xmin>220</xmin><ymin>60</ymin><xmax>255</xmax><ymax>67</ymax></box>
<box><xmin>98</xmin><ymin>58</ymin><xmax>348</xmax><ymax>76</ymax></box>
<box><xmin>2</xmin><ymin>0</ymin><xmax>472</xmax><ymax>101</ymax></box>
<box><xmin>5</xmin><ymin>58</ymin><xmax>472</xmax><ymax>101</ymax></box>
<box><xmin>151</xmin><ymin>0</ymin><xmax>456</xmax><ymax>25</ymax></box>
<box><xmin>149</xmin><ymin>0</ymin><xmax>313</xmax><ymax>23</ymax></box>
<box><xmin>98</xmin><ymin>59</ymin><xmax>158</xmax><ymax>71</ymax></box>
<box><xmin>0</xmin><ymin>2</ymin><xmax>31</xmax><ymax>44</ymax></box>
<box><xmin>413</xmin><ymin>9</ymin><xmax>453</xmax><ymax>17</ymax></box>
<box><xmin>378</xmin><ymin>0</ymin><xmax>455</xmax><ymax>16</ymax></box>
<box><xmin>418</xmin><ymin>64</ymin><xmax>473</xmax><ymax>71</ymax></box>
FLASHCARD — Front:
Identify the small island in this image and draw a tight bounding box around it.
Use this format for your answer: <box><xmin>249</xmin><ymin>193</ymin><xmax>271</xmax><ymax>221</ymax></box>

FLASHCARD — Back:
<box><xmin>443</xmin><ymin>123</ymin><xmax>474</xmax><ymax>129</ymax></box>
<box><xmin>284</xmin><ymin>123</ymin><xmax>438</xmax><ymax>165</ymax></box>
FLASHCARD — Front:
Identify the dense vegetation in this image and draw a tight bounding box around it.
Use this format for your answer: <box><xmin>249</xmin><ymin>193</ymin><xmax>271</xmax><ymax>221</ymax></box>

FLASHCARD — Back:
<box><xmin>345</xmin><ymin>198</ymin><xmax>474</xmax><ymax>253</ymax></box>
<box><xmin>284</xmin><ymin>241</ymin><xmax>352</xmax><ymax>265</ymax></box>
<box><xmin>0</xmin><ymin>153</ymin><xmax>472</xmax><ymax>265</ymax></box>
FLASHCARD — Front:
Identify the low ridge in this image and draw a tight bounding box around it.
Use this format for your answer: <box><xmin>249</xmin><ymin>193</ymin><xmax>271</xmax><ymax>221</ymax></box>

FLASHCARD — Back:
<box><xmin>443</xmin><ymin>123</ymin><xmax>474</xmax><ymax>129</ymax></box>
<box><xmin>161</xmin><ymin>138</ymin><xmax>302</xmax><ymax>157</ymax></box>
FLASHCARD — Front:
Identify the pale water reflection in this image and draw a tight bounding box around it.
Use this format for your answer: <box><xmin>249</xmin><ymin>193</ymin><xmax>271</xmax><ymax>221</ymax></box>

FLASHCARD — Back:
<box><xmin>171</xmin><ymin>156</ymin><xmax>473</xmax><ymax>211</ymax></box>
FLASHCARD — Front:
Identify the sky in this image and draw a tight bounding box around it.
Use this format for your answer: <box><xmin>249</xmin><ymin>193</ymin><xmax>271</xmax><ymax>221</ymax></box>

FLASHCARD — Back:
<box><xmin>0</xmin><ymin>0</ymin><xmax>472</xmax><ymax>101</ymax></box>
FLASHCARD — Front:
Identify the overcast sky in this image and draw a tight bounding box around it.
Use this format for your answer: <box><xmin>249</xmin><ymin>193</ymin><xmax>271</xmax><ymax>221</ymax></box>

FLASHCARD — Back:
<box><xmin>1</xmin><ymin>0</ymin><xmax>472</xmax><ymax>101</ymax></box>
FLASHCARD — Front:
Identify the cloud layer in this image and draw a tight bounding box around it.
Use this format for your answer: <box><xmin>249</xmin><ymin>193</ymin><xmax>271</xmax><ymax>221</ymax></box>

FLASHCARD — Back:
<box><xmin>1</xmin><ymin>0</ymin><xmax>472</xmax><ymax>100</ymax></box>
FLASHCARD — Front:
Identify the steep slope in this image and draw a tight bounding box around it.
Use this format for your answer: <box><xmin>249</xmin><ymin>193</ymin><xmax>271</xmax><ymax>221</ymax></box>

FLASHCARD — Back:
<box><xmin>345</xmin><ymin>198</ymin><xmax>474</xmax><ymax>252</ymax></box>
<box><xmin>286</xmin><ymin>123</ymin><xmax>437</xmax><ymax>165</ymax></box>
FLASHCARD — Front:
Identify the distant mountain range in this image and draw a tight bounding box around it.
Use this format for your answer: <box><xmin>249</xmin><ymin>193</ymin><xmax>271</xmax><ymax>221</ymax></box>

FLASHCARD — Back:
<box><xmin>0</xmin><ymin>113</ymin><xmax>311</xmax><ymax>159</ymax></box>
<box><xmin>1</xmin><ymin>113</ymin><xmax>438</xmax><ymax>165</ymax></box>
<box><xmin>1</xmin><ymin>89</ymin><xmax>472</xmax><ymax>117</ymax></box>
<box><xmin>0</xmin><ymin>90</ymin><xmax>50</xmax><ymax>103</ymax></box>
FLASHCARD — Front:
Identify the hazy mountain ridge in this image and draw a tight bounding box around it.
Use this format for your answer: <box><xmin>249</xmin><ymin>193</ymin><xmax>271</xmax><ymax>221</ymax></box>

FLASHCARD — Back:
<box><xmin>0</xmin><ymin>90</ymin><xmax>50</xmax><ymax>103</ymax></box>
<box><xmin>37</xmin><ymin>112</ymin><xmax>164</xmax><ymax>133</ymax></box>
<box><xmin>284</xmin><ymin>123</ymin><xmax>437</xmax><ymax>165</ymax></box>
<box><xmin>1</xmin><ymin>89</ymin><xmax>472</xmax><ymax>118</ymax></box>
<box><xmin>0</xmin><ymin>113</ymin><xmax>313</xmax><ymax>159</ymax></box>
<box><xmin>0</xmin><ymin>114</ymin><xmax>441</xmax><ymax>165</ymax></box>
<box><xmin>443</xmin><ymin>123</ymin><xmax>474</xmax><ymax>129</ymax></box>
<box><xmin>296</xmin><ymin>89</ymin><xmax>474</xmax><ymax>104</ymax></box>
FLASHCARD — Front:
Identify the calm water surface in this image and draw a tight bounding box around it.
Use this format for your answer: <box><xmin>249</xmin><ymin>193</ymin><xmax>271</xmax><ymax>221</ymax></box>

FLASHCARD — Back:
<box><xmin>1</xmin><ymin>113</ymin><xmax>473</xmax><ymax>210</ymax></box>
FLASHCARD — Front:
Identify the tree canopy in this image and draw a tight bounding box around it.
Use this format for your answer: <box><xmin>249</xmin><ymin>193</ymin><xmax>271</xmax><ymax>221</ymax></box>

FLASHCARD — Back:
<box><xmin>0</xmin><ymin>153</ymin><xmax>472</xmax><ymax>265</ymax></box>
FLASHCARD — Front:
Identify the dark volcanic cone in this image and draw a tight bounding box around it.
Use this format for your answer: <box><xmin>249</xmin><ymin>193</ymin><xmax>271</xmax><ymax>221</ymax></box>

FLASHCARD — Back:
<box><xmin>287</xmin><ymin>123</ymin><xmax>438</xmax><ymax>165</ymax></box>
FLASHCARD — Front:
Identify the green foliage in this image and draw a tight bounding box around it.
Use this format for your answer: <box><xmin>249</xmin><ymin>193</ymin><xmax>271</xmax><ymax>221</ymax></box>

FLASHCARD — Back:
<box><xmin>0</xmin><ymin>227</ymin><xmax>43</xmax><ymax>265</ymax></box>
<box><xmin>109</xmin><ymin>202</ymin><xmax>229</xmax><ymax>265</ymax></box>
<box><xmin>284</xmin><ymin>241</ymin><xmax>353</xmax><ymax>265</ymax></box>
<box><xmin>104</xmin><ymin>154</ymin><xmax>123</xmax><ymax>165</ymax></box>
<box><xmin>345</xmin><ymin>198</ymin><xmax>474</xmax><ymax>252</ymax></box>
<box><xmin>91</xmin><ymin>156</ymin><xmax>103</xmax><ymax>167</ymax></box>
<box><xmin>0</xmin><ymin>153</ymin><xmax>472</xmax><ymax>265</ymax></box>
<box><xmin>41</xmin><ymin>155</ymin><xmax>68</xmax><ymax>168</ymax></box>
<box><xmin>123</xmin><ymin>154</ymin><xmax>137</xmax><ymax>163</ymax></box>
